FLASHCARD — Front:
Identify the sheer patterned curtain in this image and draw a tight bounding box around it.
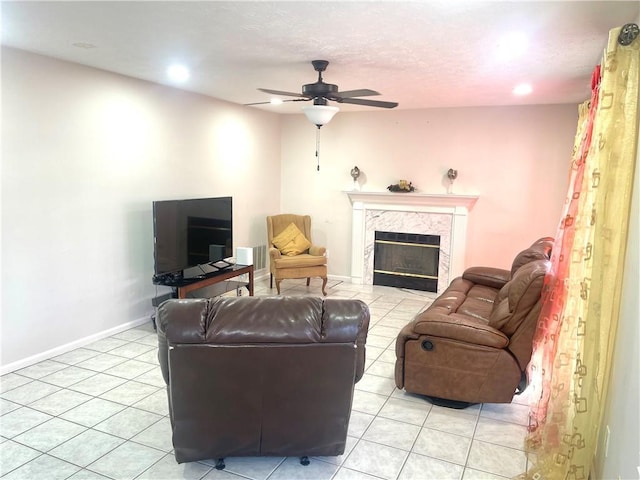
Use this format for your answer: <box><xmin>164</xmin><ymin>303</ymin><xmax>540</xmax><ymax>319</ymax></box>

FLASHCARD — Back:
<box><xmin>521</xmin><ymin>25</ymin><xmax>639</xmax><ymax>479</ymax></box>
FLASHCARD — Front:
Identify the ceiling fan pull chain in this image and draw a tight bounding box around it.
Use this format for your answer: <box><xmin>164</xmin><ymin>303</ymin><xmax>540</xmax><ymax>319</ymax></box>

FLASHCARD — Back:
<box><xmin>316</xmin><ymin>126</ymin><xmax>321</xmax><ymax>171</ymax></box>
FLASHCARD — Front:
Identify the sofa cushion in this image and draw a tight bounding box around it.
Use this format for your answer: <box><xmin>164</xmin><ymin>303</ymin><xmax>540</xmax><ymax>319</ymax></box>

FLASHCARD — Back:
<box><xmin>510</xmin><ymin>237</ymin><xmax>554</xmax><ymax>276</ymax></box>
<box><xmin>425</xmin><ymin>277</ymin><xmax>474</xmax><ymax>316</ymax></box>
<box><xmin>412</xmin><ymin>313</ymin><xmax>509</xmax><ymax>348</ymax></box>
<box><xmin>273</xmin><ymin>253</ymin><xmax>326</xmax><ymax>268</ymax></box>
<box><xmin>457</xmin><ymin>292</ymin><xmax>496</xmax><ymax>322</ymax></box>
<box><xmin>272</xmin><ymin>222</ymin><xmax>311</xmax><ymax>256</ymax></box>
<box><xmin>488</xmin><ymin>260</ymin><xmax>549</xmax><ymax>336</ymax></box>
<box><xmin>425</xmin><ymin>278</ymin><xmax>498</xmax><ymax>323</ymax></box>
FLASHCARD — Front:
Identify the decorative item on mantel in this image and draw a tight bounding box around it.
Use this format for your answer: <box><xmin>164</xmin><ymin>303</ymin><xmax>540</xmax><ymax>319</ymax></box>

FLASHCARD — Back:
<box><xmin>387</xmin><ymin>180</ymin><xmax>415</xmax><ymax>192</ymax></box>
<box><xmin>350</xmin><ymin>166</ymin><xmax>361</xmax><ymax>190</ymax></box>
<box><xmin>446</xmin><ymin>168</ymin><xmax>458</xmax><ymax>194</ymax></box>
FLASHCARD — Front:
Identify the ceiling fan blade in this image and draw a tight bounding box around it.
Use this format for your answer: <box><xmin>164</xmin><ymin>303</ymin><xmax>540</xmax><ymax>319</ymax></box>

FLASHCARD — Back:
<box><xmin>257</xmin><ymin>88</ymin><xmax>307</xmax><ymax>98</ymax></box>
<box><xmin>245</xmin><ymin>98</ymin><xmax>310</xmax><ymax>106</ymax></box>
<box><xmin>336</xmin><ymin>97</ymin><xmax>399</xmax><ymax>108</ymax></box>
<box><xmin>332</xmin><ymin>89</ymin><xmax>380</xmax><ymax>98</ymax></box>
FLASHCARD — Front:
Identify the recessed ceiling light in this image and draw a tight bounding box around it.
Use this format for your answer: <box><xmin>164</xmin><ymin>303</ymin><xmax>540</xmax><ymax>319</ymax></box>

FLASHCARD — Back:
<box><xmin>270</xmin><ymin>98</ymin><xmax>283</xmax><ymax>105</ymax></box>
<box><xmin>513</xmin><ymin>83</ymin><xmax>533</xmax><ymax>96</ymax></box>
<box><xmin>497</xmin><ymin>32</ymin><xmax>528</xmax><ymax>60</ymax></box>
<box><xmin>166</xmin><ymin>64</ymin><xmax>190</xmax><ymax>83</ymax></box>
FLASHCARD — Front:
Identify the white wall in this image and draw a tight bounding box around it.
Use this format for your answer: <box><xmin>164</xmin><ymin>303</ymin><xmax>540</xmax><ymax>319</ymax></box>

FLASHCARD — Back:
<box><xmin>280</xmin><ymin>105</ymin><xmax>577</xmax><ymax>276</ymax></box>
<box><xmin>1</xmin><ymin>48</ymin><xmax>282</xmax><ymax>370</ymax></box>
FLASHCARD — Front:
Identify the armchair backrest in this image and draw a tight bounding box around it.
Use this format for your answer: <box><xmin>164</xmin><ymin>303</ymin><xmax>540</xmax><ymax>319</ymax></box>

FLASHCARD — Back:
<box><xmin>157</xmin><ymin>296</ymin><xmax>369</xmax><ymax>463</ymax></box>
<box><xmin>267</xmin><ymin>214</ymin><xmax>312</xmax><ymax>247</ymax></box>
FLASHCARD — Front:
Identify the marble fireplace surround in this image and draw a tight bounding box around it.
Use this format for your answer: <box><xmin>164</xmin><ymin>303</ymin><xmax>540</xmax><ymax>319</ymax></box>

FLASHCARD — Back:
<box><xmin>345</xmin><ymin>191</ymin><xmax>478</xmax><ymax>293</ymax></box>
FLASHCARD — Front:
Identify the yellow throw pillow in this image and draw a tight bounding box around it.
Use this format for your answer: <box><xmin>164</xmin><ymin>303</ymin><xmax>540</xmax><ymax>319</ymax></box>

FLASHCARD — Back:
<box><xmin>272</xmin><ymin>222</ymin><xmax>311</xmax><ymax>256</ymax></box>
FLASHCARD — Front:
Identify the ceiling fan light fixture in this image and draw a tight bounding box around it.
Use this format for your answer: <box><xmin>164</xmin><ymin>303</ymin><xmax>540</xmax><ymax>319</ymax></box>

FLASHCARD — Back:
<box><xmin>302</xmin><ymin>105</ymin><xmax>339</xmax><ymax>127</ymax></box>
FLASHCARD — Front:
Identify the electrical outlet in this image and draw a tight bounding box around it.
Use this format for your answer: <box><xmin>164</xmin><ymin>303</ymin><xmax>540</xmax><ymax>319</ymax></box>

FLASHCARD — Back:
<box><xmin>604</xmin><ymin>425</ymin><xmax>611</xmax><ymax>458</ymax></box>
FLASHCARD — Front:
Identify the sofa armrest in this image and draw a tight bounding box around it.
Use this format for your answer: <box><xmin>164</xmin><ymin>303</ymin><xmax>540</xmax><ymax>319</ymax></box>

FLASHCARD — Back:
<box><xmin>395</xmin><ymin>322</ymin><xmax>422</xmax><ymax>389</ymax></box>
<box><xmin>395</xmin><ymin>322</ymin><xmax>421</xmax><ymax>360</ymax></box>
<box><xmin>158</xmin><ymin>298</ymin><xmax>210</xmax><ymax>344</ymax></box>
<box><xmin>269</xmin><ymin>246</ymin><xmax>282</xmax><ymax>260</ymax></box>
<box><xmin>322</xmin><ymin>299</ymin><xmax>370</xmax><ymax>382</ymax></box>
<box><xmin>309</xmin><ymin>245</ymin><xmax>326</xmax><ymax>256</ymax></box>
<box><xmin>156</xmin><ymin>319</ymin><xmax>170</xmax><ymax>386</ymax></box>
<box><xmin>413</xmin><ymin>313</ymin><xmax>509</xmax><ymax>349</ymax></box>
<box><xmin>462</xmin><ymin>267</ymin><xmax>511</xmax><ymax>289</ymax></box>
<box><xmin>157</xmin><ymin>298</ymin><xmax>211</xmax><ymax>386</ymax></box>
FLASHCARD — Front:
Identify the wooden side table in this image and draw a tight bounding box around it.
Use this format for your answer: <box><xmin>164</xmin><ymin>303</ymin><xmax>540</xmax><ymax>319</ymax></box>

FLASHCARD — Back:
<box><xmin>176</xmin><ymin>264</ymin><xmax>254</xmax><ymax>299</ymax></box>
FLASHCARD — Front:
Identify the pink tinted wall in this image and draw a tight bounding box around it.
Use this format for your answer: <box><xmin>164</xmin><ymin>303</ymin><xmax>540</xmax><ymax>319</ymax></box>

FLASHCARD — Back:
<box><xmin>281</xmin><ymin>104</ymin><xmax>577</xmax><ymax>274</ymax></box>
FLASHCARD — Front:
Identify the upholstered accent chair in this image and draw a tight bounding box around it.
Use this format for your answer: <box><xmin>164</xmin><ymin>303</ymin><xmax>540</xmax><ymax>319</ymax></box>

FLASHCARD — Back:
<box><xmin>266</xmin><ymin>214</ymin><xmax>328</xmax><ymax>296</ymax></box>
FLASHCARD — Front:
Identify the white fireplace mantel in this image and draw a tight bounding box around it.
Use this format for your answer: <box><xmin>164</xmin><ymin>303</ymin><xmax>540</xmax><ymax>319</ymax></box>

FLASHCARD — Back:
<box><xmin>344</xmin><ymin>191</ymin><xmax>479</xmax><ymax>292</ymax></box>
<box><xmin>345</xmin><ymin>191</ymin><xmax>479</xmax><ymax>210</ymax></box>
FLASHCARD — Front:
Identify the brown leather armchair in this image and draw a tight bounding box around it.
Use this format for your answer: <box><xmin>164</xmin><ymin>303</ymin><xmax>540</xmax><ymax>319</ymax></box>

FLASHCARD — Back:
<box><xmin>267</xmin><ymin>214</ymin><xmax>328</xmax><ymax>295</ymax></box>
<box><xmin>395</xmin><ymin>238</ymin><xmax>553</xmax><ymax>406</ymax></box>
<box><xmin>157</xmin><ymin>296</ymin><xmax>370</xmax><ymax>466</ymax></box>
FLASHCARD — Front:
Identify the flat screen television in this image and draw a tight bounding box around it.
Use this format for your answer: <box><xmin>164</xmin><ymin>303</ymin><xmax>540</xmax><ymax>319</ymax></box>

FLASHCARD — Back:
<box><xmin>153</xmin><ymin>196</ymin><xmax>233</xmax><ymax>279</ymax></box>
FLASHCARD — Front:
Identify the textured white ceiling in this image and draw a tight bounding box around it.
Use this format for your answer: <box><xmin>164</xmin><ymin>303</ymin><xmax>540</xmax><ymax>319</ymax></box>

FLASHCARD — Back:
<box><xmin>2</xmin><ymin>1</ymin><xmax>639</xmax><ymax>113</ymax></box>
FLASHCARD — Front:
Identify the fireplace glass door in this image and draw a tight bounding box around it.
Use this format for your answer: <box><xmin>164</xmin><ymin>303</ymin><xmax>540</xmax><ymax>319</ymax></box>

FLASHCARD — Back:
<box><xmin>373</xmin><ymin>231</ymin><xmax>440</xmax><ymax>292</ymax></box>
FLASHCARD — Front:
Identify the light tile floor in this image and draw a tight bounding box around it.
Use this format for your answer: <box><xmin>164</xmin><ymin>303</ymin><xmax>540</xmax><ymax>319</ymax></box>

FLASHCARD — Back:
<box><xmin>1</xmin><ymin>277</ymin><xmax>533</xmax><ymax>479</ymax></box>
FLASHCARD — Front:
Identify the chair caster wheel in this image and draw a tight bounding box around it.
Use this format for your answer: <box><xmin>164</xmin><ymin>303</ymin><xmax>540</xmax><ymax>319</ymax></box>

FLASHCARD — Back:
<box><xmin>300</xmin><ymin>456</ymin><xmax>310</xmax><ymax>466</ymax></box>
<box><xmin>215</xmin><ymin>458</ymin><xmax>225</xmax><ymax>470</ymax></box>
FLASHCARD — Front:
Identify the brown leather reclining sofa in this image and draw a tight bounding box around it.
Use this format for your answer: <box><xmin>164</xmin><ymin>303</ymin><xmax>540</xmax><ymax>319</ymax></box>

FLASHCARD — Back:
<box><xmin>157</xmin><ymin>296</ymin><xmax>370</xmax><ymax>465</ymax></box>
<box><xmin>395</xmin><ymin>237</ymin><xmax>553</xmax><ymax>406</ymax></box>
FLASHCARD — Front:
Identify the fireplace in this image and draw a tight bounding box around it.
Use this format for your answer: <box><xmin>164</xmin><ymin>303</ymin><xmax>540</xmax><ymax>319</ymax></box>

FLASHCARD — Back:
<box><xmin>345</xmin><ymin>191</ymin><xmax>478</xmax><ymax>294</ymax></box>
<box><xmin>373</xmin><ymin>231</ymin><xmax>440</xmax><ymax>292</ymax></box>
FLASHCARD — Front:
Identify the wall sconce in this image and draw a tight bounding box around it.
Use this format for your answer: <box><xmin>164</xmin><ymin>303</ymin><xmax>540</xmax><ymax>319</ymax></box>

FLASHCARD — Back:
<box><xmin>350</xmin><ymin>166</ymin><xmax>361</xmax><ymax>190</ymax></box>
<box><xmin>447</xmin><ymin>168</ymin><xmax>458</xmax><ymax>193</ymax></box>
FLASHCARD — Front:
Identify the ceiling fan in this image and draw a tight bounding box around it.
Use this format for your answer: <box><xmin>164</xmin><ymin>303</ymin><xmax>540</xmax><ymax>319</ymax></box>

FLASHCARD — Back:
<box><xmin>249</xmin><ymin>60</ymin><xmax>399</xmax><ymax>172</ymax></box>
<box><xmin>248</xmin><ymin>60</ymin><xmax>399</xmax><ymax>110</ymax></box>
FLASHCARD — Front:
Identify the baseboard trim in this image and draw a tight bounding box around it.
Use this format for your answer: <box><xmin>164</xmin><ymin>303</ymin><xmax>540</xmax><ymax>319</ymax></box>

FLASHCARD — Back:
<box><xmin>2</xmin><ymin>273</ymin><xmax>350</xmax><ymax>374</ymax></box>
<box><xmin>0</xmin><ymin>316</ymin><xmax>151</xmax><ymax>375</ymax></box>
<box><xmin>328</xmin><ymin>274</ymin><xmax>353</xmax><ymax>282</ymax></box>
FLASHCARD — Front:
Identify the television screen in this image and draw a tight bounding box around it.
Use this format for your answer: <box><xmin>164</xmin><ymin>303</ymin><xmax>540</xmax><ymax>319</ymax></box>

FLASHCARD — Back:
<box><xmin>153</xmin><ymin>197</ymin><xmax>232</xmax><ymax>276</ymax></box>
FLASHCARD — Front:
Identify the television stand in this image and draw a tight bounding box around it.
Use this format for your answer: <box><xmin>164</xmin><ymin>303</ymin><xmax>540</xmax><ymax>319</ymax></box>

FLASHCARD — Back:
<box><xmin>176</xmin><ymin>264</ymin><xmax>254</xmax><ymax>299</ymax></box>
